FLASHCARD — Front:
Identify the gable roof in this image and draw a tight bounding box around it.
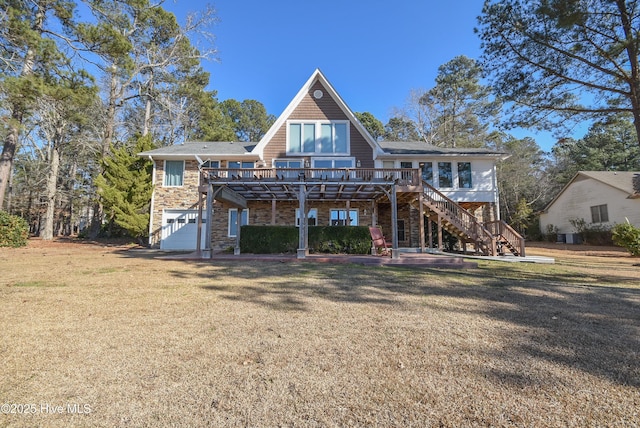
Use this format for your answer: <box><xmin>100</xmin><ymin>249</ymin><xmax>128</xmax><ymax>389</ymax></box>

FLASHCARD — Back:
<box><xmin>543</xmin><ymin>171</ymin><xmax>640</xmax><ymax>211</ymax></box>
<box><xmin>379</xmin><ymin>141</ymin><xmax>508</xmax><ymax>158</ymax></box>
<box><xmin>252</xmin><ymin>69</ymin><xmax>382</xmax><ymax>158</ymax></box>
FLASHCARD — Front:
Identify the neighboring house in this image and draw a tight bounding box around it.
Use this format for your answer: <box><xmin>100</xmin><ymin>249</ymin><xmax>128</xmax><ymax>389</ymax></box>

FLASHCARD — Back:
<box><xmin>140</xmin><ymin>69</ymin><xmax>523</xmax><ymax>257</ymax></box>
<box><xmin>539</xmin><ymin>171</ymin><xmax>640</xmax><ymax>243</ymax></box>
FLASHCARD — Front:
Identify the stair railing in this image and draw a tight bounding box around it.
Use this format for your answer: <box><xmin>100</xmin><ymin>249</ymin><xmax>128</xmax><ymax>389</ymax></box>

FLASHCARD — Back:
<box><xmin>421</xmin><ymin>180</ymin><xmax>496</xmax><ymax>255</ymax></box>
<box><xmin>483</xmin><ymin>220</ymin><xmax>526</xmax><ymax>257</ymax></box>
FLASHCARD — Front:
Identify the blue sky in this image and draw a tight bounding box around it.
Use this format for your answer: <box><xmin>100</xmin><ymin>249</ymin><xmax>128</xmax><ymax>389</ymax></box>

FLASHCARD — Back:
<box><xmin>165</xmin><ymin>0</ymin><xmax>560</xmax><ymax>151</ymax></box>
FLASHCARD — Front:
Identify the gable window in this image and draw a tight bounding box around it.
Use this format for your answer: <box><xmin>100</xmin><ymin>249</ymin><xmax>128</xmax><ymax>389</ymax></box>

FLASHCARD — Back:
<box><xmin>458</xmin><ymin>162</ymin><xmax>472</xmax><ymax>188</ymax></box>
<box><xmin>164</xmin><ymin>161</ymin><xmax>184</xmax><ymax>186</ymax></box>
<box><xmin>590</xmin><ymin>204</ymin><xmax>609</xmax><ymax>223</ymax></box>
<box><xmin>295</xmin><ymin>208</ymin><xmax>318</xmax><ymax>226</ymax></box>
<box><xmin>288</xmin><ymin>121</ymin><xmax>349</xmax><ymax>154</ymax></box>
<box><xmin>438</xmin><ymin>162</ymin><xmax>453</xmax><ymax>188</ymax></box>
<box><xmin>228</xmin><ymin>209</ymin><xmax>249</xmax><ymax>237</ymax></box>
<box><xmin>330</xmin><ymin>209</ymin><xmax>358</xmax><ymax>226</ymax></box>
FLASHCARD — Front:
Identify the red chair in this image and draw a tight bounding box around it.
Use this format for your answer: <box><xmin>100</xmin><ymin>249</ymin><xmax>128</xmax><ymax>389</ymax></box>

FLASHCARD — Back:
<box><xmin>369</xmin><ymin>226</ymin><xmax>392</xmax><ymax>256</ymax></box>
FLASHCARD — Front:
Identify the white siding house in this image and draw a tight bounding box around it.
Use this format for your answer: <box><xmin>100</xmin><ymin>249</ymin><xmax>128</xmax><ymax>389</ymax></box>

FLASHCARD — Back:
<box><xmin>539</xmin><ymin>171</ymin><xmax>640</xmax><ymax>242</ymax></box>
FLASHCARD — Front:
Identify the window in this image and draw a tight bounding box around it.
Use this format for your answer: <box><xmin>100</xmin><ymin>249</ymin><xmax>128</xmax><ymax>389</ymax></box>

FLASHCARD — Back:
<box><xmin>228</xmin><ymin>161</ymin><xmax>254</xmax><ymax>178</ymax></box>
<box><xmin>275</xmin><ymin>160</ymin><xmax>302</xmax><ymax>169</ymax></box>
<box><xmin>400</xmin><ymin>161</ymin><xmax>413</xmax><ymax>180</ymax></box>
<box><xmin>421</xmin><ymin>162</ymin><xmax>433</xmax><ymax>185</ymax></box>
<box><xmin>201</xmin><ymin>160</ymin><xmax>219</xmax><ymax>169</ymax></box>
<box><xmin>590</xmin><ymin>204</ymin><xmax>609</xmax><ymax>223</ymax></box>
<box><xmin>397</xmin><ymin>219</ymin><xmax>406</xmax><ymax>242</ymax></box>
<box><xmin>438</xmin><ymin>162</ymin><xmax>453</xmax><ymax>188</ymax></box>
<box><xmin>382</xmin><ymin>161</ymin><xmax>395</xmax><ymax>169</ymax></box>
<box><xmin>275</xmin><ymin>159</ymin><xmax>302</xmax><ymax>178</ymax></box>
<box><xmin>164</xmin><ymin>161</ymin><xmax>184</xmax><ymax>186</ymax></box>
<box><xmin>295</xmin><ymin>208</ymin><xmax>318</xmax><ymax>226</ymax></box>
<box><xmin>457</xmin><ymin>162</ymin><xmax>472</xmax><ymax>188</ymax></box>
<box><xmin>288</xmin><ymin>121</ymin><xmax>349</xmax><ymax>154</ymax></box>
<box><xmin>312</xmin><ymin>158</ymin><xmax>355</xmax><ymax>179</ymax></box>
<box><xmin>228</xmin><ymin>161</ymin><xmax>254</xmax><ymax>169</ymax></box>
<box><xmin>330</xmin><ymin>209</ymin><xmax>358</xmax><ymax>226</ymax></box>
<box><xmin>228</xmin><ymin>209</ymin><xmax>249</xmax><ymax>237</ymax></box>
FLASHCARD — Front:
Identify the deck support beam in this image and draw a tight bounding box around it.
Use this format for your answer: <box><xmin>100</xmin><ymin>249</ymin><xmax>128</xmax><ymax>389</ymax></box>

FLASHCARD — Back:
<box><xmin>390</xmin><ymin>184</ymin><xmax>399</xmax><ymax>259</ymax></box>
<box><xmin>297</xmin><ymin>184</ymin><xmax>308</xmax><ymax>259</ymax></box>
<box><xmin>418</xmin><ymin>193</ymin><xmax>425</xmax><ymax>253</ymax></box>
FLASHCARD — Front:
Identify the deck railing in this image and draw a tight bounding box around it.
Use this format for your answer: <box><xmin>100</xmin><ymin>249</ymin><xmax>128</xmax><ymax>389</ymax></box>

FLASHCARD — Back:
<box><xmin>202</xmin><ymin>167</ymin><xmax>421</xmax><ymax>186</ymax></box>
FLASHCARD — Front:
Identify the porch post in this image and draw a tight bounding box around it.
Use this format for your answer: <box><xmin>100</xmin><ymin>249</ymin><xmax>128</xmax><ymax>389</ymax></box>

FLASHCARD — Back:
<box><xmin>418</xmin><ymin>193</ymin><xmax>425</xmax><ymax>253</ymax></box>
<box><xmin>390</xmin><ymin>184</ymin><xmax>399</xmax><ymax>259</ymax></box>
<box><xmin>297</xmin><ymin>184</ymin><xmax>308</xmax><ymax>259</ymax></box>
<box><xmin>234</xmin><ymin>208</ymin><xmax>242</xmax><ymax>255</ymax></box>
<box><xmin>206</xmin><ymin>183</ymin><xmax>214</xmax><ymax>258</ymax></box>
<box><xmin>271</xmin><ymin>198</ymin><xmax>276</xmax><ymax>224</ymax></box>
<box><xmin>437</xmin><ymin>215</ymin><xmax>443</xmax><ymax>250</ymax></box>
<box><xmin>196</xmin><ymin>187</ymin><xmax>204</xmax><ymax>253</ymax></box>
<box><xmin>428</xmin><ymin>217</ymin><xmax>433</xmax><ymax>249</ymax></box>
<box><xmin>345</xmin><ymin>200</ymin><xmax>351</xmax><ymax>226</ymax></box>
<box><xmin>372</xmin><ymin>200</ymin><xmax>378</xmax><ymax>226</ymax></box>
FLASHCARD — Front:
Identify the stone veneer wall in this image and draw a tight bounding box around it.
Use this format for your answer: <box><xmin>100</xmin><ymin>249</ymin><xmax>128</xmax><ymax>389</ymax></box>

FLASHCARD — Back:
<box><xmin>149</xmin><ymin>160</ymin><xmax>201</xmax><ymax>247</ymax></box>
<box><xmin>208</xmin><ymin>200</ymin><xmax>373</xmax><ymax>253</ymax></box>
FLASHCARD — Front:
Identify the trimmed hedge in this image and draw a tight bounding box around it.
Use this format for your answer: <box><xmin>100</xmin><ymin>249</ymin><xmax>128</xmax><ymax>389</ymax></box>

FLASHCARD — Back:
<box><xmin>239</xmin><ymin>226</ymin><xmax>299</xmax><ymax>254</ymax></box>
<box><xmin>0</xmin><ymin>211</ymin><xmax>29</xmax><ymax>248</ymax></box>
<box><xmin>240</xmin><ymin>225</ymin><xmax>371</xmax><ymax>254</ymax></box>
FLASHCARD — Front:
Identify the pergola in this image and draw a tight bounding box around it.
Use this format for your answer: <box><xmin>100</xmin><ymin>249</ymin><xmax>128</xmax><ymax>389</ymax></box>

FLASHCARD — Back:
<box><xmin>195</xmin><ymin>168</ymin><xmax>425</xmax><ymax>259</ymax></box>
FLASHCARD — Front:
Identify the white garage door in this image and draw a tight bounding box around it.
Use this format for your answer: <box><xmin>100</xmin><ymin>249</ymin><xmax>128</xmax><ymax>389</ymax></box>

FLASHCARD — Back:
<box><xmin>161</xmin><ymin>210</ymin><xmax>207</xmax><ymax>250</ymax></box>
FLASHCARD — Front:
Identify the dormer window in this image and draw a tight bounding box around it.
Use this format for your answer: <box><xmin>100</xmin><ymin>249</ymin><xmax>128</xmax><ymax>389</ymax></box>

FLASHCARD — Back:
<box><xmin>287</xmin><ymin>121</ymin><xmax>349</xmax><ymax>155</ymax></box>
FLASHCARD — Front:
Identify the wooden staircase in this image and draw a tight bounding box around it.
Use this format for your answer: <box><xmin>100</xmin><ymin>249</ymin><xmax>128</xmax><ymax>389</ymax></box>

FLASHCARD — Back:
<box><xmin>419</xmin><ymin>181</ymin><xmax>525</xmax><ymax>257</ymax></box>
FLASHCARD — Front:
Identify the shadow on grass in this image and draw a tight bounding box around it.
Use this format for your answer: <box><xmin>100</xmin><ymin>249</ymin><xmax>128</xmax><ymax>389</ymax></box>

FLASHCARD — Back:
<box><xmin>119</xmin><ymin>251</ymin><xmax>640</xmax><ymax>389</ymax></box>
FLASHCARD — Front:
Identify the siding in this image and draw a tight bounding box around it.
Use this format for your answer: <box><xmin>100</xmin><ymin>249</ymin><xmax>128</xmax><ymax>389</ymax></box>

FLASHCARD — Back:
<box><xmin>540</xmin><ymin>177</ymin><xmax>640</xmax><ymax>234</ymax></box>
<box><xmin>262</xmin><ymin>80</ymin><xmax>374</xmax><ymax>167</ymax></box>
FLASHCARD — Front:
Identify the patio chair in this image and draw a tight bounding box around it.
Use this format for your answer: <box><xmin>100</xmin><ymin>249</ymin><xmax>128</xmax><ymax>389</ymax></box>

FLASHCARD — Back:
<box><xmin>369</xmin><ymin>226</ymin><xmax>392</xmax><ymax>256</ymax></box>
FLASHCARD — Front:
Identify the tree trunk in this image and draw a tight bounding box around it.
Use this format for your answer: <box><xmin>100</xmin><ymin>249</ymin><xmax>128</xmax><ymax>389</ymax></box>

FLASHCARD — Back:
<box><xmin>0</xmin><ymin>6</ymin><xmax>45</xmax><ymax>209</ymax></box>
<box><xmin>41</xmin><ymin>142</ymin><xmax>61</xmax><ymax>240</ymax></box>
<box><xmin>88</xmin><ymin>70</ymin><xmax>119</xmax><ymax>239</ymax></box>
<box><xmin>0</xmin><ymin>125</ymin><xmax>19</xmax><ymax>210</ymax></box>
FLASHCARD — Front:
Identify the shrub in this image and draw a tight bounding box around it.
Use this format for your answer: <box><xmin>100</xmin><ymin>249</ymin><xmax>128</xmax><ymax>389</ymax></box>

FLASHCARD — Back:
<box><xmin>239</xmin><ymin>225</ymin><xmax>371</xmax><ymax>254</ymax></box>
<box><xmin>568</xmin><ymin>217</ymin><xmax>612</xmax><ymax>245</ymax></box>
<box><xmin>308</xmin><ymin>226</ymin><xmax>371</xmax><ymax>254</ymax></box>
<box><xmin>240</xmin><ymin>226</ymin><xmax>299</xmax><ymax>254</ymax></box>
<box><xmin>612</xmin><ymin>220</ymin><xmax>640</xmax><ymax>256</ymax></box>
<box><xmin>544</xmin><ymin>223</ymin><xmax>559</xmax><ymax>243</ymax></box>
<box><xmin>0</xmin><ymin>211</ymin><xmax>29</xmax><ymax>248</ymax></box>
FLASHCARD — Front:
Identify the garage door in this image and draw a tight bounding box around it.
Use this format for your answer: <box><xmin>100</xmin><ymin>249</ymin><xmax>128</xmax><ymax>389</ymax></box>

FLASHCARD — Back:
<box><xmin>160</xmin><ymin>210</ymin><xmax>207</xmax><ymax>250</ymax></box>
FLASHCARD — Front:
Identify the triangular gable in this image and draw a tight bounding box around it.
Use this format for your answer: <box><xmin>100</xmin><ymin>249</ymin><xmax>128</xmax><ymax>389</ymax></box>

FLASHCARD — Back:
<box><xmin>542</xmin><ymin>171</ymin><xmax>639</xmax><ymax>212</ymax></box>
<box><xmin>252</xmin><ymin>69</ymin><xmax>382</xmax><ymax>159</ymax></box>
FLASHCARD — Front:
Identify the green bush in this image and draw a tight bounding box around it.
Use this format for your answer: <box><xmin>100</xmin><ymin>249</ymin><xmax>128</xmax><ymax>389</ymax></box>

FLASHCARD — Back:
<box><xmin>240</xmin><ymin>226</ymin><xmax>299</xmax><ymax>254</ymax></box>
<box><xmin>309</xmin><ymin>226</ymin><xmax>371</xmax><ymax>254</ymax></box>
<box><xmin>0</xmin><ymin>211</ymin><xmax>29</xmax><ymax>248</ymax></box>
<box><xmin>240</xmin><ymin>225</ymin><xmax>371</xmax><ymax>254</ymax></box>
<box><xmin>612</xmin><ymin>220</ymin><xmax>640</xmax><ymax>256</ymax></box>
<box><xmin>568</xmin><ymin>217</ymin><xmax>613</xmax><ymax>245</ymax></box>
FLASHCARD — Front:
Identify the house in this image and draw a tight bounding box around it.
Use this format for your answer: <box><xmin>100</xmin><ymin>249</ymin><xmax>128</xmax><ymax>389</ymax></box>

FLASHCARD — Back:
<box><xmin>140</xmin><ymin>69</ymin><xmax>524</xmax><ymax>258</ymax></box>
<box><xmin>539</xmin><ymin>171</ymin><xmax>640</xmax><ymax>243</ymax></box>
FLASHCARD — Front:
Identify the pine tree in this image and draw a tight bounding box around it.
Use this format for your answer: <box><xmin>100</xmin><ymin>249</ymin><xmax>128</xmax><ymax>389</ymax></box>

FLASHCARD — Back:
<box><xmin>95</xmin><ymin>135</ymin><xmax>155</xmax><ymax>243</ymax></box>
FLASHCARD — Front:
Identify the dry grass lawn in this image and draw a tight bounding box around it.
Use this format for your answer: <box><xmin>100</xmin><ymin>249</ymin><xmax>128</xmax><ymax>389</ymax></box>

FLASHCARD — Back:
<box><xmin>0</xmin><ymin>239</ymin><xmax>639</xmax><ymax>427</ymax></box>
